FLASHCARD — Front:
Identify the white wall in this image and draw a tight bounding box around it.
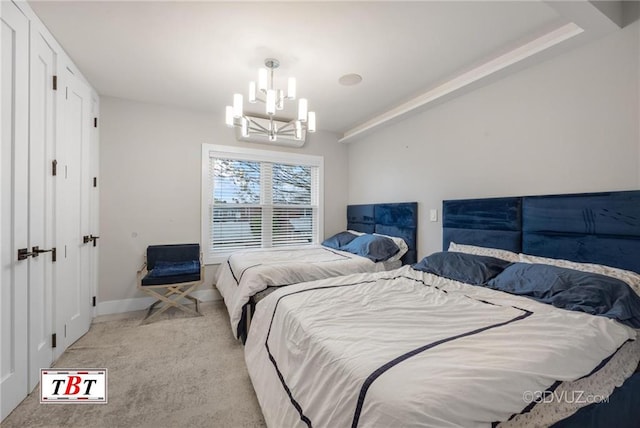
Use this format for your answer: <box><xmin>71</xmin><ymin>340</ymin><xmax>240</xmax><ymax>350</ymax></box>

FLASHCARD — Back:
<box><xmin>347</xmin><ymin>21</ymin><xmax>640</xmax><ymax>260</ymax></box>
<box><xmin>98</xmin><ymin>97</ymin><xmax>345</xmax><ymax>312</ymax></box>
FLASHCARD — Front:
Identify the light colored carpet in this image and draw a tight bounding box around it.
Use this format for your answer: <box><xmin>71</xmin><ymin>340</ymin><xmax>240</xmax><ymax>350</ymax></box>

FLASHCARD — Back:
<box><xmin>2</xmin><ymin>301</ymin><xmax>266</xmax><ymax>428</ymax></box>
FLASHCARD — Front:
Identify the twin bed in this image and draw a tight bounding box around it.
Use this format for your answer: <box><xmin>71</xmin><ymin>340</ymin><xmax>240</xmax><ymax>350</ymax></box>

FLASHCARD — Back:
<box><xmin>240</xmin><ymin>190</ymin><xmax>640</xmax><ymax>427</ymax></box>
<box><xmin>214</xmin><ymin>202</ymin><xmax>418</xmax><ymax>340</ymax></box>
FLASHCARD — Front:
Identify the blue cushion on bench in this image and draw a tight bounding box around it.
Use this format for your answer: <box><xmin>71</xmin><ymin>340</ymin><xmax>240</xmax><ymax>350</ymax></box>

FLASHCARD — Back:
<box><xmin>141</xmin><ymin>272</ymin><xmax>201</xmax><ymax>286</ymax></box>
<box><xmin>148</xmin><ymin>260</ymin><xmax>200</xmax><ymax>278</ymax></box>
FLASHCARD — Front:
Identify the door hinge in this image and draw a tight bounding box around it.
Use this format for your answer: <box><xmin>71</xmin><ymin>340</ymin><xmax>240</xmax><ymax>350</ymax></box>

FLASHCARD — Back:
<box><xmin>52</xmin><ymin>333</ymin><xmax>57</xmax><ymax>348</ymax></box>
<box><xmin>52</xmin><ymin>75</ymin><xmax>57</xmax><ymax>90</ymax></box>
<box><xmin>94</xmin><ymin>117</ymin><xmax>98</xmax><ymax>128</ymax></box>
<box><xmin>93</xmin><ymin>177</ymin><xmax>97</xmax><ymax>187</ymax></box>
<box><xmin>52</xmin><ymin>160</ymin><xmax>57</xmax><ymax>176</ymax></box>
<box><xmin>92</xmin><ymin>296</ymin><xmax>96</xmax><ymax>307</ymax></box>
<box><xmin>51</xmin><ymin>247</ymin><xmax>57</xmax><ymax>262</ymax></box>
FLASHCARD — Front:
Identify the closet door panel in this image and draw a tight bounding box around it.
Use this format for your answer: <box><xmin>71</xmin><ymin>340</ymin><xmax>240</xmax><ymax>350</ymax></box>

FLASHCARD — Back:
<box><xmin>28</xmin><ymin>29</ymin><xmax>57</xmax><ymax>390</ymax></box>
<box><xmin>0</xmin><ymin>0</ymin><xmax>30</xmax><ymax>419</ymax></box>
<box><xmin>56</xmin><ymin>72</ymin><xmax>91</xmax><ymax>350</ymax></box>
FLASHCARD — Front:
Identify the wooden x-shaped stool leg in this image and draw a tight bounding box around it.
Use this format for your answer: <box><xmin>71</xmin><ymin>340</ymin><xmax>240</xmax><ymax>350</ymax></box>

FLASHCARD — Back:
<box><xmin>142</xmin><ymin>282</ymin><xmax>202</xmax><ymax>324</ymax></box>
<box><xmin>141</xmin><ymin>281</ymin><xmax>203</xmax><ymax>324</ymax></box>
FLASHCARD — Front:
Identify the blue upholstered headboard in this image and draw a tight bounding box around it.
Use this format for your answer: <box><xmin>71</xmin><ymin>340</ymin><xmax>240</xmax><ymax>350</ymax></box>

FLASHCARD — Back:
<box><xmin>443</xmin><ymin>197</ymin><xmax>522</xmax><ymax>252</ymax></box>
<box><xmin>443</xmin><ymin>190</ymin><xmax>640</xmax><ymax>274</ymax></box>
<box><xmin>347</xmin><ymin>202</ymin><xmax>418</xmax><ymax>265</ymax></box>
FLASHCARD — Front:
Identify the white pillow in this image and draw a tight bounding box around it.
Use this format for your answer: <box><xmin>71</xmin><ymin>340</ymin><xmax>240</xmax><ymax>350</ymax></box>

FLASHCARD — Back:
<box><xmin>374</xmin><ymin>233</ymin><xmax>408</xmax><ymax>262</ymax></box>
<box><xmin>448</xmin><ymin>242</ymin><xmax>519</xmax><ymax>263</ymax></box>
<box><xmin>518</xmin><ymin>253</ymin><xmax>640</xmax><ymax>296</ymax></box>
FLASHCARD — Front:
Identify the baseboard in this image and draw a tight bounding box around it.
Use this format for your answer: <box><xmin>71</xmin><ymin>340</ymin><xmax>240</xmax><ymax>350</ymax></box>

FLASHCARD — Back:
<box><xmin>96</xmin><ymin>288</ymin><xmax>222</xmax><ymax>316</ymax></box>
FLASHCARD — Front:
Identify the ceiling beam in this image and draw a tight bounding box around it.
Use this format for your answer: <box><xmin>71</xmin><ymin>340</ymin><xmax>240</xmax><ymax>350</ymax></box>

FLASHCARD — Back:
<box><xmin>339</xmin><ymin>22</ymin><xmax>584</xmax><ymax>144</ymax></box>
<box><xmin>339</xmin><ymin>1</ymin><xmax>625</xmax><ymax>144</ymax></box>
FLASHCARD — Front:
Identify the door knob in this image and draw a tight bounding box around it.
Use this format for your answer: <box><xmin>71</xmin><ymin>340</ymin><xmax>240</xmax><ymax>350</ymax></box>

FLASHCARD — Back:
<box><xmin>90</xmin><ymin>235</ymin><xmax>100</xmax><ymax>247</ymax></box>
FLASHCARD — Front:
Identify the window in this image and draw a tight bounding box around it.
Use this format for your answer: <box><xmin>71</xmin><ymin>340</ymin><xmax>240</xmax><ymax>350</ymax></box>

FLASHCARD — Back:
<box><xmin>201</xmin><ymin>144</ymin><xmax>323</xmax><ymax>264</ymax></box>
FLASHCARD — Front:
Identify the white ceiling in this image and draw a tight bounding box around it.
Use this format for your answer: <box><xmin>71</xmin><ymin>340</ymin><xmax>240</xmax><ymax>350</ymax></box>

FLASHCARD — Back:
<box><xmin>29</xmin><ymin>1</ymin><xmax>624</xmax><ymax>141</ymax></box>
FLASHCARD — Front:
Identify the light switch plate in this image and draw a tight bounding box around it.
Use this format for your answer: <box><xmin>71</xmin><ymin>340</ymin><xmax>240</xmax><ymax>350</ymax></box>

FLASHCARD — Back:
<box><xmin>430</xmin><ymin>209</ymin><xmax>438</xmax><ymax>222</ymax></box>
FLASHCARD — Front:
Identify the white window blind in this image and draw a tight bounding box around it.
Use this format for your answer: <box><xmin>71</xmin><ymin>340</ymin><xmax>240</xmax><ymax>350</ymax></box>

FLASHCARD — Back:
<box><xmin>201</xmin><ymin>145</ymin><xmax>323</xmax><ymax>264</ymax></box>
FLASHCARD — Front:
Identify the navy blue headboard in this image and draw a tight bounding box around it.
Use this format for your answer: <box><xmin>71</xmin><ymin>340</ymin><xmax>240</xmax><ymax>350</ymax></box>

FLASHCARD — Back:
<box><xmin>443</xmin><ymin>197</ymin><xmax>522</xmax><ymax>252</ymax></box>
<box><xmin>522</xmin><ymin>191</ymin><xmax>640</xmax><ymax>273</ymax></box>
<box><xmin>347</xmin><ymin>202</ymin><xmax>418</xmax><ymax>265</ymax></box>
<box><xmin>442</xmin><ymin>190</ymin><xmax>640</xmax><ymax>274</ymax></box>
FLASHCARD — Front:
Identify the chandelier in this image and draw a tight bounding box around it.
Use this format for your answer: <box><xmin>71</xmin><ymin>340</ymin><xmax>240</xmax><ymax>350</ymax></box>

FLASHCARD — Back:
<box><xmin>225</xmin><ymin>58</ymin><xmax>316</xmax><ymax>142</ymax></box>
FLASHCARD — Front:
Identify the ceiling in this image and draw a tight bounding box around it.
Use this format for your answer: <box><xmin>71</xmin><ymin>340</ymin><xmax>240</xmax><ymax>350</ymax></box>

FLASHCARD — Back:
<box><xmin>29</xmin><ymin>1</ymin><xmax>625</xmax><ymax>142</ymax></box>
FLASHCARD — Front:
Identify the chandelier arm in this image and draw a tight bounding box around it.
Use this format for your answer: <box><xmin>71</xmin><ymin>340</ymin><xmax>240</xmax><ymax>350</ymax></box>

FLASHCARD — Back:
<box><xmin>248</xmin><ymin>126</ymin><xmax>267</xmax><ymax>133</ymax></box>
<box><xmin>278</xmin><ymin>122</ymin><xmax>295</xmax><ymax>132</ymax></box>
<box><xmin>247</xmin><ymin>118</ymin><xmax>270</xmax><ymax>133</ymax></box>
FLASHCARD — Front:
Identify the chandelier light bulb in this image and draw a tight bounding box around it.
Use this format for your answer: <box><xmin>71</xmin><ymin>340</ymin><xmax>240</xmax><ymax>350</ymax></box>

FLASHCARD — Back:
<box><xmin>233</xmin><ymin>93</ymin><xmax>243</xmax><ymax>118</ymax></box>
<box><xmin>295</xmin><ymin>121</ymin><xmax>302</xmax><ymax>140</ymax></box>
<box><xmin>298</xmin><ymin>98</ymin><xmax>308</xmax><ymax>122</ymax></box>
<box><xmin>241</xmin><ymin>117</ymin><xmax>249</xmax><ymax>137</ymax></box>
<box><xmin>287</xmin><ymin>77</ymin><xmax>296</xmax><ymax>100</ymax></box>
<box><xmin>276</xmin><ymin>90</ymin><xmax>284</xmax><ymax>110</ymax></box>
<box><xmin>258</xmin><ymin>68</ymin><xmax>268</xmax><ymax>92</ymax></box>
<box><xmin>249</xmin><ymin>82</ymin><xmax>257</xmax><ymax>103</ymax></box>
<box><xmin>266</xmin><ymin>90</ymin><xmax>276</xmax><ymax>115</ymax></box>
<box><xmin>225</xmin><ymin>106</ymin><xmax>234</xmax><ymax>127</ymax></box>
<box><xmin>307</xmin><ymin>112</ymin><xmax>316</xmax><ymax>133</ymax></box>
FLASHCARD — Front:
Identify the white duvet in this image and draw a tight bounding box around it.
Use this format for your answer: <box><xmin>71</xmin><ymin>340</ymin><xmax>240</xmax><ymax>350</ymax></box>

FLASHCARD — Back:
<box><xmin>215</xmin><ymin>245</ymin><xmax>393</xmax><ymax>338</ymax></box>
<box><xmin>245</xmin><ymin>265</ymin><xmax>637</xmax><ymax>428</ymax></box>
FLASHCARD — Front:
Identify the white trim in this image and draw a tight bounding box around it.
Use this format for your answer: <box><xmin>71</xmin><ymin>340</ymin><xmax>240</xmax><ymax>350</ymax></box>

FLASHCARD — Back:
<box><xmin>96</xmin><ymin>288</ymin><xmax>221</xmax><ymax>316</ymax></box>
<box><xmin>201</xmin><ymin>144</ymin><xmax>324</xmax><ymax>265</ymax></box>
<box><xmin>201</xmin><ymin>144</ymin><xmax>211</xmax><ymax>268</ymax></box>
<box><xmin>204</xmin><ymin>143</ymin><xmax>323</xmax><ymax>167</ymax></box>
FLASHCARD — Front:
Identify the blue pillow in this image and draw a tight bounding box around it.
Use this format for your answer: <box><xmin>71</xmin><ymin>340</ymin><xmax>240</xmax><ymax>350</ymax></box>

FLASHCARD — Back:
<box><xmin>148</xmin><ymin>260</ymin><xmax>200</xmax><ymax>278</ymax></box>
<box><xmin>322</xmin><ymin>231</ymin><xmax>358</xmax><ymax>250</ymax></box>
<box><xmin>412</xmin><ymin>252</ymin><xmax>512</xmax><ymax>285</ymax></box>
<box><xmin>340</xmin><ymin>234</ymin><xmax>400</xmax><ymax>262</ymax></box>
<box><xmin>487</xmin><ymin>263</ymin><xmax>640</xmax><ymax>328</ymax></box>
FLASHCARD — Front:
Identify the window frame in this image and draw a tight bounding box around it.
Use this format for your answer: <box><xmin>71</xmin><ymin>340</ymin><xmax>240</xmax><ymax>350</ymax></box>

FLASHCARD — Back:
<box><xmin>201</xmin><ymin>144</ymin><xmax>324</xmax><ymax>265</ymax></box>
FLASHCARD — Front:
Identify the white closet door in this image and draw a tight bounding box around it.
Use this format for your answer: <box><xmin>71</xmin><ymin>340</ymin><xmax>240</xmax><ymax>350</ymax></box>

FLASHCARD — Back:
<box><xmin>90</xmin><ymin>96</ymin><xmax>100</xmax><ymax>312</ymax></box>
<box><xmin>28</xmin><ymin>29</ymin><xmax>57</xmax><ymax>390</ymax></box>
<box><xmin>1</xmin><ymin>0</ymin><xmax>30</xmax><ymax>420</ymax></box>
<box><xmin>56</xmin><ymin>71</ymin><xmax>92</xmax><ymax>351</ymax></box>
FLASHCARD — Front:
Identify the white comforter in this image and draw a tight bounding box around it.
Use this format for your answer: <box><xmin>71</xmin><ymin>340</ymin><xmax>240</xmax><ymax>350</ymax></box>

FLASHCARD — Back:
<box><xmin>215</xmin><ymin>245</ymin><xmax>393</xmax><ymax>338</ymax></box>
<box><xmin>245</xmin><ymin>265</ymin><xmax>637</xmax><ymax>428</ymax></box>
